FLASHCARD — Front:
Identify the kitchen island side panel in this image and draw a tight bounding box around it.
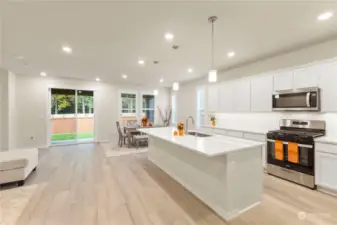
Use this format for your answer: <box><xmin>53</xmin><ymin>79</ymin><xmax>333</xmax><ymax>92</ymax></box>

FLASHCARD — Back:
<box><xmin>148</xmin><ymin>136</ymin><xmax>262</xmax><ymax>221</ymax></box>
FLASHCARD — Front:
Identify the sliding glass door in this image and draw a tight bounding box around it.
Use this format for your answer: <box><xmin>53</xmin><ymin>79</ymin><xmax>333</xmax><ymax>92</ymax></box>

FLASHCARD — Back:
<box><xmin>50</xmin><ymin>88</ymin><xmax>94</xmax><ymax>145</ymax></box>
<box><xmin>76</xmin><ymin>90</ymin><xmax>94</xmax><ymax>143</ymax></box>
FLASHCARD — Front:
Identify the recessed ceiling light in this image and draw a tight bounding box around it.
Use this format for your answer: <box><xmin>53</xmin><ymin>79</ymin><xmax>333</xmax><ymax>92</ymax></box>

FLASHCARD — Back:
<box><xmin>62</xmin><ymin>46</ymin><xmax>72</xmax><ymax>53</ymax></box>
<box><xmin>173</xmin><ymin>82</ymin><xmax>179</xmax><ymax>91</ymax></box>
<box><xmin>96</xmin><ymin>77</ymin><xmax>100</xmax><ymax>82</ymax></box>
<box><xmin>138</xmin><ymin>60</ymin><xmax>145</xmax><ymax>65</ymax></box>
<box><xmin>317</xmin><ymin>11</ymin><xmax>333</xmax><ymax>21</ymax></box>
<box><xmin>153</xmin><ymin>89</ymin><xmax>159</xmax><ymax>96</ymax></box>
<box><xmin>40</xmin><ymin>72</ymin><xmax>47</xmax><ymax>77</ymax></box>
<box><xmin>122</xmin><ymin>74</ymin><xmax>128</xmax><ymax>79</ymax></box>
<box><xmin>165</xmin><ymin>33</ymin><xmax>174</xmax><ymax>41</ymax></box>
<box><xmin>160</xmin><ymin>78</ymin><xmax>164</xmax><ymax>83</ymax></box>
<box><xmin>188</xmin><ymin>68</ymin><xmax>193</xmax><ymax>73</ymax></box>
<box><xmin>227</xmin><ymin>51</ymin><xmax>235</xmax><ymax>58</ymax></box>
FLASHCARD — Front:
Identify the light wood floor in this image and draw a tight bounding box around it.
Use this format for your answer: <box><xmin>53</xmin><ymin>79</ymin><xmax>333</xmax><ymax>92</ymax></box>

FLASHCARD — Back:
<box><xmin>5</xmin><ymin>143</ymin><xmax>337</xmax><ymax>225</ymax></box>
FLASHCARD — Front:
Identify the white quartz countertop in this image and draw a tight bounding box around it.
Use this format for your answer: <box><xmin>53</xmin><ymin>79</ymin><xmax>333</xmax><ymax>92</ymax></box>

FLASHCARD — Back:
<box><xmin>201</xmin><ymin>125</ymin><xmax>269</xmax><ymax>135</ymax></box>
<box><xmin>138</xmin><ymin>127</ymin><xmax>264</xmax><ymax>157</ymax></box>
<box><xmin>315</xmin><ymin>137</ymin><xmax>337</xmax><ymax>145</ymax></box>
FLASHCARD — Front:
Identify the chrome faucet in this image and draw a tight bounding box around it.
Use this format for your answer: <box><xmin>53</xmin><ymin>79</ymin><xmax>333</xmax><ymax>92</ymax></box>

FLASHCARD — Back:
<box><xmin>185</xmin><ymin>116</ymin><xmax>195</xmax><ymax>134</ymax></box>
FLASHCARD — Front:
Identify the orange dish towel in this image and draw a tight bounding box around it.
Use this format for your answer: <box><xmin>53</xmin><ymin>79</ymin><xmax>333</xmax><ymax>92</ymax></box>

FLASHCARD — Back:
<box><xmin>288</xmin><ymin>142</ymin><xmax>299</xmax><ymax>163</ymax></box>
<box><xmin>275</xmin><ymin>140</ymin><xmax>284</xmax><ymax>160</ymax></box>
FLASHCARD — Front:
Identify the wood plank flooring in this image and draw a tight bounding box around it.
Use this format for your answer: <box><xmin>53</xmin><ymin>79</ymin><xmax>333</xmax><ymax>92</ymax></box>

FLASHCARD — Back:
<box><xmin>3</xmin><ymin>143</ymin><xmax>337</xmax><ymax>225</ymax></box>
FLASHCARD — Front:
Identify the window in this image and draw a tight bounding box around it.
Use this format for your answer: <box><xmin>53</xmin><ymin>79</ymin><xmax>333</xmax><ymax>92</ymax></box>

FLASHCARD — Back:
<box><xmin>197</xmin><ymin>88</ymin><xmax>205</xmax><ymax>127</ymax></box>
<box><xmin>121</xmin><ymin>93</ymin><xmax>136</xmax><ymax>116</ymax></box>
<box><xmin>51</xmin><ymin>88</ymin><xmax>76</xmax><ymax>116</ymax></box>
<box><xmin>142</xmin><ymin>94</ymin><xmax>155</xmax><ymax>123</ymax></box>
<box><xmin>171</xmin><ymin>94</ymin><xmax>177</xmax><ymax>124</ymax></box>
<box><xmin>77</xmin><ymin>90</ymin><xmax>94</xmax><ymax>114</ymax></box>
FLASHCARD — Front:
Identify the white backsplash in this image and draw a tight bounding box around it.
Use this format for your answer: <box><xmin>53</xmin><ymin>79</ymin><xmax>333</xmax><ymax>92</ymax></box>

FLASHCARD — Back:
<box><xmin>207</xmin><ymin>112</ymin><xmax>337</xmax><ymax>136</ymax></box>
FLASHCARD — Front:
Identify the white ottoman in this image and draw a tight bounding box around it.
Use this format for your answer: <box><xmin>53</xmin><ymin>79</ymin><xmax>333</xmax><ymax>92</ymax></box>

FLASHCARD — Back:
<box><xmin>0</xmin><ymin>148</ymin><xmax>38</xmax><ymax>186</ymax></box>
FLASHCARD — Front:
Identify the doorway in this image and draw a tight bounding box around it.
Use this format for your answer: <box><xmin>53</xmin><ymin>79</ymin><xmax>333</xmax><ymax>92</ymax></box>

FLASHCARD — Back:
<box><xmin>50</xmin><ymin>88</ymin><xmax>94</xmax><ymax>145</ymax></box>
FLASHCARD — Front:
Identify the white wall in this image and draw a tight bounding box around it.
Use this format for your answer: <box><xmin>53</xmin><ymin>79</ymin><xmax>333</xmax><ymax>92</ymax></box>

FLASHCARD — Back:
<box><xmin>0</xmin><ymin>69</ymin><xmax>16</xmax><ymax>150</ymax></box>
<box><xmin>14</xmin><ymin>74</ymin><xmax>120</xmax><ymax>148</ymax></box>
<box><xmin>13</xmin><ymin>74</ymin><xmax>170</xmax><ymax>149</ymax></box>
<box><xmin>177</xmin><ymin>38</ymin><xmax>337</xmax><ymax>136</ymax></box>
<box><xmin>0</xmin><ymin>14</ymin><xmax>3</xmax><ymax>68</ymax></box>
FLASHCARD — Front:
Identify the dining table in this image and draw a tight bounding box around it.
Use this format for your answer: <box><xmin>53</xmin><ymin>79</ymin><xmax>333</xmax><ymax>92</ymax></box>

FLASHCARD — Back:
<box><xmin>124</xmin><ymin>124</ymin><xmax>166</xmax><ymax>147</ymax></box>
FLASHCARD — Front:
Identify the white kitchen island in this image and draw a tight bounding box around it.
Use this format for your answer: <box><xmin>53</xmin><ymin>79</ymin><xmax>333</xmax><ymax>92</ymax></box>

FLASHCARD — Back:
<box><xmin>138</xmin><ymin>127</ymin><xmax>264</xmax><ymax>221</ymax></box>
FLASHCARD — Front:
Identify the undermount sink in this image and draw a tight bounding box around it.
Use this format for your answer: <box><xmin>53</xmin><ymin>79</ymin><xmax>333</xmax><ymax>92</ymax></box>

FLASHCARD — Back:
<box><xmin>187</xmin><ymin>131</ymin><xmax>212</xmax><ymax>137</ymax></box>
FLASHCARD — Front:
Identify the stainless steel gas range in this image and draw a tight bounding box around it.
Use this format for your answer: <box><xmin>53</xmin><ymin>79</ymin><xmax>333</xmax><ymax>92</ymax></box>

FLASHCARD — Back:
<box><xmin>266</xmin><ymin>119</ymin><xmax>326</xmax><ymax>189</ymax></box>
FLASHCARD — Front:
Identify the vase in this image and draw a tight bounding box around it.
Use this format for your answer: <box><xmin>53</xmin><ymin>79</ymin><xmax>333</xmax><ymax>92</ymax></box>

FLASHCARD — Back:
<box><xmin>212</xmin><ymin>121</ymin><xmax>216</xmax><ymax>127</ymax></box>
<box><xmin>179</xmin><ymin>129</ymin><xmax>184</xmax><ymax>136</ymax></box>
<box><xmin>142</xmin><ymin>122</ymin><xmax>147</xmax><ymax>127</ymax></box>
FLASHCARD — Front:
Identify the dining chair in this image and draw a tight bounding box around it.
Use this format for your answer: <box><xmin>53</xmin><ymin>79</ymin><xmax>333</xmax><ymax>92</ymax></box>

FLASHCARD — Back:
<box><xmin>116</xmin><ymin>121</ymin><xmax>128</xmax><ymax>147</ymax></box>
<box><xmin>127</xmin><ymin>119</ymin><xmax>137</xmax><ymax>125</ymax></box>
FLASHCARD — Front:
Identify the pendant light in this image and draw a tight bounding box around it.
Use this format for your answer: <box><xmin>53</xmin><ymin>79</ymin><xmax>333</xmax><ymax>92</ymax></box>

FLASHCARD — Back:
<box><xmin>208</xmin><ymin>16</ymin><xmax>218</xmax><ymax>83</ymax></box>
<box><xmin>172</xmin><ymin>82</ymin><xmax>179</xmax><ymax>91</ymax></box>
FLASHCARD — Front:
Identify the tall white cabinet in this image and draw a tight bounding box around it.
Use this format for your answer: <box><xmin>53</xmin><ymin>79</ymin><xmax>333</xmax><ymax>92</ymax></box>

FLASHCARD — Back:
<box><xmin>251</xmin><ymin>74</ymin><xmax>273</xmax><ymax>112</ymax></box>
<box><xmin>293</xmin><ymin>66</ymin><xmax>319</xmax><ymax>89</ymax></box>
<box><xmin>318</xmin><ymin>61</ymin><xmax>337</xmax><ymax>112</ymax></box>
<box><xmin>207</xmin><ymin>84</ymin><xmax>219</xmax><ymax>112</ymax></box>
<box><xmin>233</xmin><ymin>78</ymin><xmax>251</xmax><ymax>112</ymax></box>
<box><xmin>218</xmin><ymin>81</ymin><xmax>233</xmax><ymax>112</ymax></box>
<box><xmin>273</xmin><ymin>71</ymin><xmax>293</xmax><ymax>91</ymax></box>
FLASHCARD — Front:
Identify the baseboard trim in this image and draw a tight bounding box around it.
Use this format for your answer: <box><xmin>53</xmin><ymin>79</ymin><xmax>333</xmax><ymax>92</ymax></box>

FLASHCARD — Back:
<box><xmin>317</xmin><ymin>185</ymin><xmax>337</xmax><ymax>197</ymax></box>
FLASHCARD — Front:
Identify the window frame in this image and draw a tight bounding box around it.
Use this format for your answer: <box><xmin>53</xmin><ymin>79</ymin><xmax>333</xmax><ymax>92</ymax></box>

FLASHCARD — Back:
<box><xmin>120</xmin><ymin>91</ymin><xmax>138</xmax><ymax>117</ymax></box>
<box><xmin>141</xmin><ymin>93</ymin><xmax>156</xmax><ymax>123</ymax></box>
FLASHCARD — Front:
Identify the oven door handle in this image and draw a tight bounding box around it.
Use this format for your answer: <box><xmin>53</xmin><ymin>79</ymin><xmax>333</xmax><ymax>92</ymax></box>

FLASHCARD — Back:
<box><xmin>306</xmin><ymin>92</ymin><xmax>311</xmax><ymax>107</ymax></box>
<box><xmin>267</xmin><ymin>139</ymin><xmax>313</xmax><ymax>148</ymax></box>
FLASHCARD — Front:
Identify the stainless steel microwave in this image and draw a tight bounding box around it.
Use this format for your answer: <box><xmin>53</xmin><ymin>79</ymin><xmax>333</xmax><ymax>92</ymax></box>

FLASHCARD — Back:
<box><xmin>272</xmin><ymin>87</ymin><xmax>320</xmax><ymax>111</ymax></box>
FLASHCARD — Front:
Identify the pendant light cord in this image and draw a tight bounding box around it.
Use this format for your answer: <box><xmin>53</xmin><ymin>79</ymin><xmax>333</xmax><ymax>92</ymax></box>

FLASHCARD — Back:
<box><xmin>211</xmin><ymin>20</ymin><xmax>215</xmax><ymax>69</ymax></box>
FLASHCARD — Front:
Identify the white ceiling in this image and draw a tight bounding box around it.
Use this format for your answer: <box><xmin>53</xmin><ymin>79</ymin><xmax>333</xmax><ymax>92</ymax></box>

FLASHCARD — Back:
<box><xmin>2</xmin><ymin>1</ymin><xmax>337</xmax><ymax>86</ymax></box>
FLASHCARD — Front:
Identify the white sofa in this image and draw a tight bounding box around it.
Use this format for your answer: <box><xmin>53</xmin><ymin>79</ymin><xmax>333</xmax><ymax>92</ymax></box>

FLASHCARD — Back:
<box><xmin>0</xmin><ymin>148</ymin><xmax>38</xmax><ymax>186</ymax></box>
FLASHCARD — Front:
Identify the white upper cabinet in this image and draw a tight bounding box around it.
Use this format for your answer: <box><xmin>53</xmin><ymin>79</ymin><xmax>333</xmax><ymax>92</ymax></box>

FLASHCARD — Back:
<box><xmin>207</xmin><ymin>84</ymin><xmax>219</xmax><ymax>112</ymax></box>
<box><xmin>293</xmin><ymin>66</ymin><xmax>319</xmax><ymax>89</ymax></box>
<box><xmin>318</xmin><ymin>61</ymin><xmax>337</xmax><ymax>112</ymax></box>
<box><xmin>233</xmin><ymin>77</ymin><xmax>251</xmax><ymax>112</ymax></box>
<box><xmin>251</xmin><ymin>74</ymin><xmax>273</xmax><ymax>112</ymax></box>
<box><xmin>219</xmin><ymin>81</ymin><xmax>233</xmax><ymax>112</ymax></box>
<box><xmin>273</xmin><ymin>71</ymin><xmax>293</xmax><ymax>91</ymax></box>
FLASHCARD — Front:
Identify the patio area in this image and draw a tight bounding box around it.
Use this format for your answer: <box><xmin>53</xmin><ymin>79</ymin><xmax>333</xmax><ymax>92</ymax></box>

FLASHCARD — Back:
<box><xmin>51</xmin><ymin>115</ymin><xmax>94</xmax><ymax>144</ymax></box>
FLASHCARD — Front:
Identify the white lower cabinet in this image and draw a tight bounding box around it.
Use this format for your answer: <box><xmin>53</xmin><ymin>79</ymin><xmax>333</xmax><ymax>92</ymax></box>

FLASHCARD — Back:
<box><xmin>316</xmin><ymin>147</ymin><xmax>337</xmax><ymax>192</ymax></box>
<box><xmin>243</xmin><ymin>132</ymin><xmax>267</xmax><ymax>168</ymax></box>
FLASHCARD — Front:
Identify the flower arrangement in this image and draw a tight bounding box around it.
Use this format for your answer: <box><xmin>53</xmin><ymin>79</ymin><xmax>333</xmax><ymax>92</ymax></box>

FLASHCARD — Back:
<box><xmin>177</xmin><ymin>122</ymin><xmax>184</xmax><ymax>136</ymax></box>
<box><xmin>210</xmin><ymin>115</ymin><xmax>216</xmax><ymax>127</ymax></box>
<box><xmin>141</xmin><ymin>116</ymin><xmax>148</xmax><ymax>126</ymax></box>
<box><xmin>177</xmin><ymin>122</ymin><xmax>184</xmax><ymax>130</ymax></box>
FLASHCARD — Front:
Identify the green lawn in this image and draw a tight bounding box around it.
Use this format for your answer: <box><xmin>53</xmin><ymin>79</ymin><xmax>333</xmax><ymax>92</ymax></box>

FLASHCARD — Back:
<box><xmin>52</xmin><ymin>132</ymin><xmax>94</xmax><ymax>141</ymax></box>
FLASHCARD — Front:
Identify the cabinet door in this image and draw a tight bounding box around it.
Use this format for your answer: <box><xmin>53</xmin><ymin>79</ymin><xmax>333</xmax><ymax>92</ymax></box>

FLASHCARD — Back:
<box><xmin>207</xmin><ymin>84</ymin><xmax>219</xmax><ymax>112</ymax></box>
<box><xmin>251</xmin><ymin>74</ymin><xmax>273</xmax><ymax>112</ymax></box>
<box><xmin>219</xmin><ymin>81</ymin><xmax>233</xmax><ymax>112</ymax></box>
<box><xmin>316</xmin><ymin>152</ymin><xmax>337</xmax><ymax>191</ymax></box>
<box><xmin>273</xmin><ymin>71</ymin><xmax>293</xmax><ymax>91</ymax></box>
<box><xmin>318</xmin><ymin>61</ymin><xmax>337</xmax><ymax>112</ymax></box>
<box><xmin>233</xmin><ymin>78</ymin><xmax>251</xmax><ymax>112</ymax></box>
<box><xmin>293</xmin><ymin>66</ymin><xmax>319</xmax><ymax>89</ymax></box>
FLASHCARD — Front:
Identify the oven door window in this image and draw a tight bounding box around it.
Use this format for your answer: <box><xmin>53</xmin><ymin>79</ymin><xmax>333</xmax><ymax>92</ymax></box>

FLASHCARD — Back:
<box><xmin>298</xmin><ymin>146</ymin><xmax>313</xmax><ymax>167</ymax></box>
<box><xmin>273</xmin><ymin>92</ymin><xmax>308</xmax><ymax>108</ymax></box>
<box><xmin>285</xmin><ymin>145</ymin><xmax>313</xmax><ymax>167</ymax></box>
